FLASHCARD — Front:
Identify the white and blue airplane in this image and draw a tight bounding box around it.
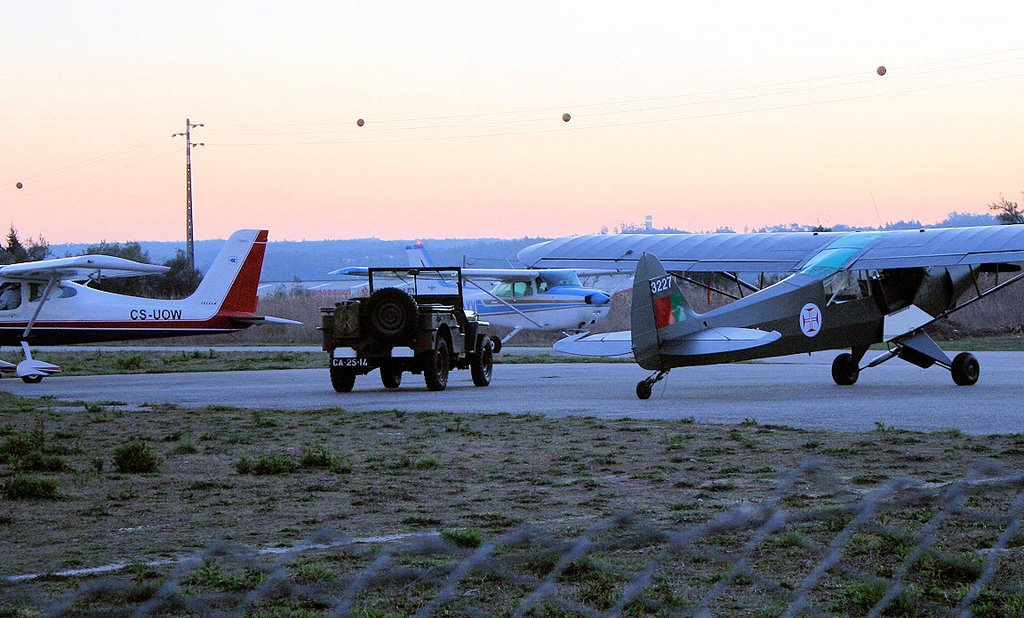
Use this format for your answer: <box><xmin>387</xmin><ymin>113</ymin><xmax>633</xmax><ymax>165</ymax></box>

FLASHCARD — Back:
<box><xmin>330</xmin><ymin>240</ymin><xmax>621</xmax><ymax>346</ymax></box>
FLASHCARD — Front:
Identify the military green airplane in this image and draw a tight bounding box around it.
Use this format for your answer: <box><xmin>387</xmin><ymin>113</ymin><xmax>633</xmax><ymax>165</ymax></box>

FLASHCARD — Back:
<box><xmin>517</xmin><ymin>226</ymin><xmax>1024</xmax><ymax>399</ymax></box>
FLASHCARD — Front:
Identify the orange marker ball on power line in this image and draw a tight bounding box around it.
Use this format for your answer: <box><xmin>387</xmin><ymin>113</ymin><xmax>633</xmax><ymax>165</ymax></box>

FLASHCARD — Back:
<box><xmin>562</xmin><ymin>113</ymin><xmax>571</xmax><ymax>122</ymax></box>
<box><xmin>356</xmin><ymin>118</ymin><xmax>365</xmax><ymax>127</ymax></box>
<box><xmin>876</xmin><ymin>66</ymin><xmax>887</xmax><ymax>76</ymax></box>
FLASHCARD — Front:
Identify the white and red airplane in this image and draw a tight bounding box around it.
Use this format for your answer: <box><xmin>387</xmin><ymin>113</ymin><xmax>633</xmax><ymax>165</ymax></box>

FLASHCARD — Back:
<box><xmin>0</xmin><ymin>229</ymin><xmax>298</xmax><ymax>383</ymax></box>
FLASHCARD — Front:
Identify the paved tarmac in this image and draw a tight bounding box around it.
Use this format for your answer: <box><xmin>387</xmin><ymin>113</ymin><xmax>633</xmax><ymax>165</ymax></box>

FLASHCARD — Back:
<box><xmin>2</xmin><ymin>351</ymin><xmax>1022</xmax><ymax>434</ymax></box>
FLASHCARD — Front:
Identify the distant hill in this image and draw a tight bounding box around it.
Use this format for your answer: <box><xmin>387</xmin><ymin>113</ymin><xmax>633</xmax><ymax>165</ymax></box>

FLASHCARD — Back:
<box><xmin>47</xmin><ymin>237</ymin><xmax>551</xmax><ymax>282</ymax></box>
<box><xmin>45</xmin><ymin>211</ymin><xmax>1000</xmax><ymax>281</ymax></box>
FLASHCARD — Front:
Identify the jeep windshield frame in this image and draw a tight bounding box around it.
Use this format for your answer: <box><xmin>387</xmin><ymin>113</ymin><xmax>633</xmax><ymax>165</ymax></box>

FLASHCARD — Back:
<box><xmin>367</xmin><ymin>267</ymin><xmax>464</xmax><ymax>300</ymax></box>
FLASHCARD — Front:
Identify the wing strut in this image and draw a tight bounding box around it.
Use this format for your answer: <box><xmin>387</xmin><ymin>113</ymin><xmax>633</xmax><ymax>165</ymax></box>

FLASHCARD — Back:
<box><xmin>15</xmin><ymin>273</ymin><xmax>62</xmax><ymax>381</ymax></box>
<box><xmin>21</xmin><ymin>273</ymin><xmax>59</xmax><ymax>341</ymax></box>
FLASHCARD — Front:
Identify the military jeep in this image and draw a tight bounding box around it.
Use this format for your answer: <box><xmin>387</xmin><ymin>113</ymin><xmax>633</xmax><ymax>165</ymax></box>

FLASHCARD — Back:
<box><xmin>319</xmin><ymin>267</ymin><xmax>495</xmax><ymax>392</ymax></box>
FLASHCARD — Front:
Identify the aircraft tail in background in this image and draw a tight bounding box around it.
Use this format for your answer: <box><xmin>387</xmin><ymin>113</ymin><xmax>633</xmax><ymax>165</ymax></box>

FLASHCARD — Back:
<box><xmin>405</xmin><ymin>240</ymin><xmax>434</xmax><ymax>268</ymax></box>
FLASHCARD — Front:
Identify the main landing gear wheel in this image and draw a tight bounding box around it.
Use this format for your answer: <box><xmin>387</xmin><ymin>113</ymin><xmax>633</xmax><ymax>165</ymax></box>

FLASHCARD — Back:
<box><xmin>21</xmin><ymin>375</ymin><xmax>43</xmax><ymax>384</ymax></box>
<box><xmin>380</xmin><ymin>365</ymin><xmax>402</xmax><ymax>389</ymax></box>
<box><xmin>330</xmin><ymin>366</ymin><xmax>356</xmax><ymax>392</ymax></box>
<box><xmin>831</xmin><ymin>353</ymin><xmax>860</xmax><ymax>386</ymax></box>
<box><xmin>424</xmin><ymin>338</ymin><xmax>450</xmax><ymax>391</ymax></box>
<box><xmin>951</xmin><ymin>352</ymin><xmax>979</xmax><ymax>386</ymax></box>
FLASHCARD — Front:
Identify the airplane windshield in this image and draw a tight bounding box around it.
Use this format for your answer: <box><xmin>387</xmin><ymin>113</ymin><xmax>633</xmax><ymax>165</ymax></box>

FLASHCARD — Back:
<box><xmin>539</xmin><ymin>271</ymin><xmax>581</xmax><ymax>288</ymax></box>
<box><xmin>0</xmin><ymin>282</ymin><xmax>21</xmax><ymax>310</ymax></box>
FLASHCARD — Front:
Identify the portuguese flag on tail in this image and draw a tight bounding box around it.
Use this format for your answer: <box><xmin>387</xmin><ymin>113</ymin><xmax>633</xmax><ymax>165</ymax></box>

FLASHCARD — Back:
<box><xmin>653</xmin><ymin>289</ymin><xmax>687</xmax><ymax>329</ymax></box>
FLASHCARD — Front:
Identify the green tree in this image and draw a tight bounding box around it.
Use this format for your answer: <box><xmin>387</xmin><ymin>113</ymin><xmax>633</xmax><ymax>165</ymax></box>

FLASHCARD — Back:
<box><xmin>988</xmin><ymin>194</ymin><xmax>1024</xmax><ymax>224</ymax></box>
<box><xmin>150</xmin><ymin>250</ymin><xmax>202</xmax><ymax>299</ymax></box>
<box><xmin>84</xmin><ymin>241</ymin><xmax>155</xmax><ymax>296</ymax></box>
<box><xmin>0</xmin><ymin>226</ymin><xmax>49</xmax><ymax>265</ymax></box>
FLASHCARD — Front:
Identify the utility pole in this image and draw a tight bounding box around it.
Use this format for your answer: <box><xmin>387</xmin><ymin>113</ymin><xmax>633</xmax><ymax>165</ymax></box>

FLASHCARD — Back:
<box><xmin>172</xmin><ymin>119</ymin><xmax>204</xmax><ymax>272</ymax></box>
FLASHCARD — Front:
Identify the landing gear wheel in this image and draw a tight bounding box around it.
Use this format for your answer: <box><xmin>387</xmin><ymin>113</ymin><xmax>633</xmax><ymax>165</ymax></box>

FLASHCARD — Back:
<box><xmin>380</xmin><ymin>365</ymin><xmax>402</xmax><ymax>389</ymax></box>
<box><xmin>951</xmin><ymin>352</ymin><xmax>979</xmax><ymax>386</ymax></box>
<box><xmin>636</xmin><ymin>381</ymin><xmax>653</xmax><ymax>400</ymax></box>
<box><xmin>361</xmin><ymin>287</ymin><xmax>419</xmax><ymax>344</ymax></box>
<box><xmin>424</xmin><ymin>338</ymin><xmax>450</xmax><ymax>391</ymax></box>
<box><xmin>831</xmin><ymin>353</ymin><xmax>860</xmax><ymax>386</ymax></box>
<box><xmin>21</xmin><ymin>375</ymin><xmax>43</xmax><ymax>384</ymax></box>
<box><xmin>470</xmin><ymin>337</ymin><xmax>493</xmax><ymax>387</ymax></box>
<box><xmin>330</xmin><ymin>366</ymin><xmax>356</xmax><ymax>392</ymax></box>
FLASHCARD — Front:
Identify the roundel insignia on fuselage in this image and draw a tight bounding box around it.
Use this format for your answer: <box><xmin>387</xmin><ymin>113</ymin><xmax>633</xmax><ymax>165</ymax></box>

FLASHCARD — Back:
<box><xmin>799</xmin><ymin>303</ymin><xmax>822</xmax><ymax>337</ymax></box>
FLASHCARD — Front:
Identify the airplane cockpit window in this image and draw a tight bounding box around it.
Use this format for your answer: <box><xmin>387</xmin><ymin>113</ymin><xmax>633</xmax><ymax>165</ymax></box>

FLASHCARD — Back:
<box><xmin>493</xmin><ymin>281</ymin><xmax>532</xmax><ymax>297</ymax></box>
<box><xmin>0</xmin><ymin>283</ymin><xmax>22</xmax><ymax>310</ymax></box>
<box><xmin>824</xmin><ymin>270</ymin><xmax>872</xmax><ymax>305</ymax></box>
<box><xmin>537</xmin><ymin>277</ymin><xmax>548</xmax><ymax>294</ymax></box>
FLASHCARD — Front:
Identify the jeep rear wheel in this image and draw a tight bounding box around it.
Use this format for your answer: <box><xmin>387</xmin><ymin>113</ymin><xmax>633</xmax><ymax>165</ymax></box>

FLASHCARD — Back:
<box><xmin>330</xmin><ymin>366</ymin><xmax>356</xmax><ymax>392</ymax></box>
<box><xmin>361</xmin><ymin>287</ymin><xmax>419</xmax><ymax>344</ymax></box>
<box><xmin>424</xmin><ymin>338</ymin><xmax>450</xmax><ymax>391</ymax></box>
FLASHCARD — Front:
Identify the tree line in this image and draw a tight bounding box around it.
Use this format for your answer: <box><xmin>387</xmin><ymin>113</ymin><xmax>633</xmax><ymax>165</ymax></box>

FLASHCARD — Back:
<box><xmin>1</xmin><ymin>226</ymin><xmax>202</xmax><ymax>299</ymax></box>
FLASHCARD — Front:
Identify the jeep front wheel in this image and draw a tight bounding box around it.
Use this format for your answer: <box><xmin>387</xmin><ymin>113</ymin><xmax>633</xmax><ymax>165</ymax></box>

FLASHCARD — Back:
<box><xmin>424</xmin><ymin>338</ymin><xmax>450</xmax><ymax>391</ymax></box>
<box><xmin>470</xmin><ymin>337</ymin><xmax>493</xmax><ymax>387</ymax></box>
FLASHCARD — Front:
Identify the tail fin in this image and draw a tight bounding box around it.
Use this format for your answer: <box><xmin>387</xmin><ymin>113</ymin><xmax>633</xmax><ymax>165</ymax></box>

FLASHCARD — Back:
<box><xmin>631</xmin><ymin>253</ymin><xmax>700</xmax><ymax>369</ymax></box>
<box><xmin>188</xmin><ymin>229</ymin><xmax>268</xmax><ymax>316</ymax></box>
<box><xmin>406</xmin><ymin>240</ymin><xmax>433</xmax><ymax>268</ymax></box>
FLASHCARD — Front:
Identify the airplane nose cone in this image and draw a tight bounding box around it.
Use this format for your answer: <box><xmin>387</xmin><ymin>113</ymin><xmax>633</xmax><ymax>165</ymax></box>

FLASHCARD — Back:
<box><xmin>585</xmin><ymin>292</ymin><xmax>611</xmax><ymax>305</ymax></box>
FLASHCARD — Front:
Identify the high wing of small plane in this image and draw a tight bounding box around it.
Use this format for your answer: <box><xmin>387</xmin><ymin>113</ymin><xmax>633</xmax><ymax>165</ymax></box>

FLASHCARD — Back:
<box><xmin>329</xmin><ymin>240</ymin><xmax>620</xmax><ymax>345</ymax></box>
<box><xmin>1</xmin><ymin>229</ymin><xmax>300</xmax><ymax>383</ymax></box>
<box><xmin>518</xmin><ymin>226</ymin><xmax>1024</xmax><ymax>398</ymax></box>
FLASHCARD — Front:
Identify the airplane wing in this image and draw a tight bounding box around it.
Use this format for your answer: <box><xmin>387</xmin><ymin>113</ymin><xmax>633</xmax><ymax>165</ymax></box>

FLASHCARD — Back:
<box><xmin>518</xmin><ymin>226</ymin><xmax>1024</xmax><ymax>273</ymax></box>
<box><xmin>554</xmin><ymin>331</ymin><xmax>633</xmax><ymax>357</ymax></box>
<box><xmin>518</xmin><ymin>232</ymin><xmax>842</xmax><ymax>273</ymax></box>
<box><xmin>0</xmin><ymin>255</ymin><xmax>170</xmax><ymax>282</ymax></box>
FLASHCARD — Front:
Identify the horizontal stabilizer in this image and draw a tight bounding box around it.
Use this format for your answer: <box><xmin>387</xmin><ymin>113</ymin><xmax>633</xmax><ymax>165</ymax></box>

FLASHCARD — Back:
<box><xmin>660</xmin><ymin>327</ymin><xmax>781</xmax><ymax>356</ymax></box>
<box><xmin>554</xmin><ymin>331</ymin><xmax>633</xmax><ymax>357</ymax></box>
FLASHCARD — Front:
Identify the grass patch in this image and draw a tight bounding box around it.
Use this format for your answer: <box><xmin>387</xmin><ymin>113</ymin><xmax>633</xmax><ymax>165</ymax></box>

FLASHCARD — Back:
<box><xmin>3</xmin><ymin>474</ymin><xmax>60</xmax><ymax>500</ymax></box>
<box><xmin>112</xmin><ymin>441</ymin><xmax>162</xmax><ymax>473</ymax></box>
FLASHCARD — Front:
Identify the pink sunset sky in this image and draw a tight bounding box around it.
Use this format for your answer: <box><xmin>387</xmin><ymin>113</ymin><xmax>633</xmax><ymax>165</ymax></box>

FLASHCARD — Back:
<box><xmin>2</xmin><ymin>1</ymin><xmax>1023</xmax><ymax>243</ymax></box>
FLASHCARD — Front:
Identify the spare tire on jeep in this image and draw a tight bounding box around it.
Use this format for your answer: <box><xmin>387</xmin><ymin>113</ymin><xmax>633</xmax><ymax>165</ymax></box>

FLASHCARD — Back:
<box><xmin>360</xmin><ymin>287</ymin><xmax>419</xmax><ymax>344</ymax></box>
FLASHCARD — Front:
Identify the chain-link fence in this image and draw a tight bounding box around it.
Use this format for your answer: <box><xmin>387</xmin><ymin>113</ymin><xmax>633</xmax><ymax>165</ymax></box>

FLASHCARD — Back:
<box><xmin>3</xmin><ymin>459</ymin><xmax>1022</xmax><ymax>616</ymax></box>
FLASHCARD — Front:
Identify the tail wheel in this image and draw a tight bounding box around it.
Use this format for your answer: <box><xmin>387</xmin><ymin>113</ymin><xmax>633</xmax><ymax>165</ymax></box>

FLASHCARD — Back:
<box><xmin>361</xmin><ymin>287</ymin><xmax>419</xmax><ymax>344</ymax></box>
<box><xmin>951</xmin><ymin>352</ymin><xmax>979</xmax><ymax>386</ymax></box>
<box><xmin>330</xmin><ymin>366</ymin><xmax>356</xmax><ymax>392</ymax></box>
<box><xmin>831</xmin><ymin>353</ymin><xmax>860</xmax><ymax>386</ymax></box>
<box><xmin>424</xmin><ymin>338</ymin><xmax>450</xmax><ymax>391</ymax></box>
<box><xmin>471</xmin><ymin>337</ymin><xmax>493</xmax><ymax>387</ymax></box>
<box><xmin>381</xmin><ymin>364</ymin><xmax>402</xmax><ymax>389</ymax></box>
<box><xmin>636</xmin><ymin>381</ymin><xmax>652</xmax><ymax>400</ymax></box>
